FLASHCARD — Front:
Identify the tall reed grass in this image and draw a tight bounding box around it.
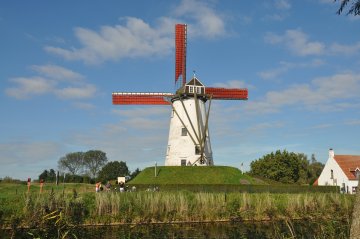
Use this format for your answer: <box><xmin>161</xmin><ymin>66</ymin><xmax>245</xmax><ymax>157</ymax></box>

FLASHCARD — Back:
<box><xmin>94</xmin><ymin>192</ymin><xmax>354</xmax><ymax>224</ymax></box>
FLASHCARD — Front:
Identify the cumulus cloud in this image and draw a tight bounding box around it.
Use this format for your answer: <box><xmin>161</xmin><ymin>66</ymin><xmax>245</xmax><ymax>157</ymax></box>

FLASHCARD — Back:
<box><xmin>211</xmin><ymin>80</ymin><xmax>254</xmax><ymax>89</ymax></box>
<box><xmin>274</xmin><ymin>0</ymin><xmax>291</xmax><ymax>10</ymax></box>
<box><xmin>55</xmin><ymin>84</ymin><xmax>97</xmax><ymax>99</ymax></box>
<box><xmin>330</xmin><ymin>42</ymin><xmax>360</xmax><ymax>55</ymax></box>
<box><xmin>258</xmin><ymin>59</ymin><xmax>325</xmax><ymax>80</ymax></box>
<box><xmin>173</xmin><ymin>0</ymin><xmax>226</xmax><ymax>38</ymax></box>
<box><xmin>265</xmin><ymin>29</ymin><xmax>325</xmax><ymax>56</ymax></box>
<box><xmin>5</xmin><ymin>64</ymin><xmax>97</xmax><ymax>101</ymax></box>
<box><xmin>0</xmin><ymin>141</ymin><xmax>62</xmax><ymax>165</ymax></box>
<box><xmin>31</xmin><ymin>64</ymin><xmax>84</xmax><ymax>82</ymax></box>
<box><xmin>246</xmin><ymin>72</ymin><xmax>360</xmax><ymax>114</ymax></box>
<box><xmin>44</xmin><ymin>0</ymin><xmax>227</xmax><ymax>64</ymax></box>
<box><xmin>5</xmin><ymin>77</ymin><xmax>56</xmax><ymax>99</ymax></box>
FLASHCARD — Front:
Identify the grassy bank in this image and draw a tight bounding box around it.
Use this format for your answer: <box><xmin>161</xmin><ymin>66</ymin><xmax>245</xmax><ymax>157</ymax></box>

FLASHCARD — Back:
<box><xmin>129</xmin><ymin>166</ymin><xmax>260</xmax><ymax>184</ymax></box>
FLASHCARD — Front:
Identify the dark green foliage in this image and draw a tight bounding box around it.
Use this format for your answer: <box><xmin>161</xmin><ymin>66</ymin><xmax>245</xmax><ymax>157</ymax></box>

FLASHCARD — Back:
<box><xmin>335</xmin><ymin>0</ymin><xmax>360</xmax><ymax>15</ymax></box>
<box><xmin>58</xmin><ymin>152</ymin><xmax>85</xmax><ymax>175</ymax></box>
<box><xmin>83</xmin><ymin>150</ymin><xmax>108</xmax><ymax>179</ymax></box>
<box><xmin>129</xmin><ymin>167</ymin><xmax>141</xmax><ymax>180</ymax></box>
<box><xmin>249</xmin><ymin>150</ymin><xmax>324</xmax><ymax>184</ymax></box>
<box><xmin>38</xmin><ymin>169</ymin><xmax>56</xmax><ymax>182</ymax></box>
<box><xmin>97</xmin><ymin>161</ymin><xmax>130</xmax><ymax>182</ymax></box>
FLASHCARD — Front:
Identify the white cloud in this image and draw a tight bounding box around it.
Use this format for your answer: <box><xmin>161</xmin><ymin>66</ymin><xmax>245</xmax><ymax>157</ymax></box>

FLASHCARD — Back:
<box><xmin>55</xmin><ymin>84</ymin><xmax>97</xmax><ymax>99</ymax></box>
<box><xmin>45</xmin><ymin>0</ymin><xmax>226</xmax><ymax>64</ymax></box>
<box><xmin>6</xmin><ymin>64</ymin><xmax>97</xmax><ymax>101</ymax></box>
<box><xmin>0</xmin><ymin>141</ymin><xmax>62</xmax><ymax>165</ymax></box>
<box><xmin>258</xmin><ymin>59</ymin><xmax>325</xmax><ymax>80</ymax></box>
<box><xmin>112</xmin><ymin>107</ymin><xmax>170</xmax><ymax>118</ymax></box>
<box><xmin>174</xmin><ymin>0</ymin><xmax>226</xmax><ymax>38</ymax></box>
<box><xmin>330</xmin><ymin>42</ymin><xmax>360</xmax><ymax>55</ymax></box>
<box><xmin>265</xmin><ymin>29</ymin><xmax>325</xmax><ymax>56</ymax></box>
<box><xmin>345</xmin><ymin>119</ymin><xmax>360</xmax><ymax>125</ymax></box>
<box><xmin>45</xmin><ymin>17</ymin><xmax>174</xmax><ymax>64</ymax></box>
<box><xmin>5</xmin><ymin>77</ymin><xmax>56</xmax><ymax>99</ymax></box>
<box><xmin>211</xmin><ymin>80</ymin><xmax>254</xmax><ymax>89</ymax></box>
<box><xmin>31</xmin><ymin>64</ymin><xmax>84</xmax><ymax>82</ymax></box>
<box><xmin>72</xmin><ymin>102</ymin><xmax>96</xmax><ymax>110</ymax></box>
<box><xmin>275</xmin><ymin>0</ymin><xmax>291</xmax><ymax>10</ymax></box>
<box><xmin>246</xmin><ymin>72</ymin><xmax>360</xmax><ymax>114</ymax></box>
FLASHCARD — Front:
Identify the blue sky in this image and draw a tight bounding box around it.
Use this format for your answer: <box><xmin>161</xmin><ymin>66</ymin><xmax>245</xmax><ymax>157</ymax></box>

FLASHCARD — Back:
<box><xmin>1</xmin><ymin>0</ymin><xmax>359</xmax><ymax>180</ymax></box>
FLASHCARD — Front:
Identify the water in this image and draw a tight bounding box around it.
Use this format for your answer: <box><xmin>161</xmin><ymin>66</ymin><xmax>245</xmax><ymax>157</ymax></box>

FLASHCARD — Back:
<box><xmin>75</xmin><ymin>220</ymin><xmax>349</xmax><ymax>239</ymax></box>
<box><xmin>1</xmin><ymin>219</ymin><xmax>349</xmax><ymax>238</ymax></box>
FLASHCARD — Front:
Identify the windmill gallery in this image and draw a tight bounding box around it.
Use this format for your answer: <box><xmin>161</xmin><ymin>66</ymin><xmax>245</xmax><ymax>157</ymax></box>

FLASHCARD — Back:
<box><xmin>112</xmin><ymin>24</ymin><xmax>248</xmax><ymax>167</ymax></box>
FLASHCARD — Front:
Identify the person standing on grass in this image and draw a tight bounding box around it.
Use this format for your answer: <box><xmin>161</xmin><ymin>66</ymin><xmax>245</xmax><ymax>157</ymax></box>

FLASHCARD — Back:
<box><xmin>40</xmin><ymin>179</ymin><xmax>44</xmax><ymax>193</ymax></box>
<box><xmin>96</xmin><ymin>182</ymin><xmax>101</xmax><ymax>193</ymax></box>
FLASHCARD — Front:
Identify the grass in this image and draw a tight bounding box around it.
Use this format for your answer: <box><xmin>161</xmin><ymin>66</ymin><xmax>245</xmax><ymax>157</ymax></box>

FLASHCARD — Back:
<box><xmin>92</xmin><ymin>191</ymin><xmax>354</xmax><ymax>224</ymax></box>
<box><xmin>129</xmin><ymin>166</ymin><xmax>259</xmax><ymax>185</ymax></box>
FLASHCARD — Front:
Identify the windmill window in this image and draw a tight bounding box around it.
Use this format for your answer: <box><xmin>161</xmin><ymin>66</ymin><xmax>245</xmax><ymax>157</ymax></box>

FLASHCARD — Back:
<box><xmin>181</xmin><ymin>160</ymin><xmax>186</xmax><ymax>166</ymax></box>
<box><xmin>196</xmin><ymin>87</ymin><xmax>201</xmax><ymax>94</ymax></box>
<box><xmin>189</xmin><ymin>86</ymin><xmax>194</xmax><ymax>93</ymax></box>
<box><xmin>181</xmin><ymin>128</ymin><xmax>187</xmax><ymax>136</ymax></box>
<box><xmin>195</xmin><ymin>145</ymin><xmax>201</xmax><ymax>155</ymax></box>
<box><xmin>330</xmin><ymin>169</ymin><xmax>334</xmax><ymax>179</ymax></box>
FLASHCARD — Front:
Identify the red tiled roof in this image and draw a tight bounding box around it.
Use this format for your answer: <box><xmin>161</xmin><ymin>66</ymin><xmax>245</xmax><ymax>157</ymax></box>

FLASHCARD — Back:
<box><xmin>313</xmin><ymin>178</ymin><xmax>318</xmax><ymax>186</ymax></box>
<box><xmin>334</xmin><ymin>155</ymin><xmax>360</xmax><ymax>180</ymax></box>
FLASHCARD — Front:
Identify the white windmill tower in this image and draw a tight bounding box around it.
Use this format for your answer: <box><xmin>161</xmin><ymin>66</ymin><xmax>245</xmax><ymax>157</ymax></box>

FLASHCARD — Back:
<box><xmin>112</xmin><ymin>24</ymin><xmax>248</xmax><ymax>166</ymax></box>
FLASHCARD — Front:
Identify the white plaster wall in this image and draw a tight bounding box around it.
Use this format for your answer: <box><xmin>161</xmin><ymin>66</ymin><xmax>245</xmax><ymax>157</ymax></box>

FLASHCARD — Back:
<box><xmin>165</xmin><ymin>97</ymin><xmax>213</xmax><ymax>166</ymax></box>
<box><xmin>318</xmin><ymin>152</ymin><xmax>358</xmax><ymax>194</ymax></box>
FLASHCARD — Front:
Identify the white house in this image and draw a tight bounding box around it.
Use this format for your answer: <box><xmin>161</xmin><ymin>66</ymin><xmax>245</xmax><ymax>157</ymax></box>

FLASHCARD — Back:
<box><xmin>315</xmin><ymin>148</ymin><xmax>360</xmax><ymax>194</ymax></box>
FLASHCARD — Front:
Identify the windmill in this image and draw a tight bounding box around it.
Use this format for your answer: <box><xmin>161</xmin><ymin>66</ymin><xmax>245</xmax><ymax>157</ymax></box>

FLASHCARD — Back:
<box><xmin>112</xmin><ymin>24</ymin><xmax>248</xmax><ymax>166</ymax></box>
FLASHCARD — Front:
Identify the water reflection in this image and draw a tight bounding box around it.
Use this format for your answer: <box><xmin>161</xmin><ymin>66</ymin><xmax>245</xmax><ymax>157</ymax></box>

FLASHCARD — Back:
<box><xmin>77</xmin><ymin>219</ymin><xmax>349</xmax><ymax>239</ymax></box>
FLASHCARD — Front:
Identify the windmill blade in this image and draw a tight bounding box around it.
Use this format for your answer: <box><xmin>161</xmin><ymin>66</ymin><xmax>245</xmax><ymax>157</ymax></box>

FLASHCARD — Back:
<box><xmin>205</xmin><ymin>87</ymin><xmax>248</xmax><ymax>100</ymax></box>
<box><xmin>175</xmin><ymin>24</ymin><xmax>187</xmax><ymax>87</ymax></box>
<box><xmin>112</xmin><ymin>92</ymin><xmax>173</xmax><ymax>105</ymax></box>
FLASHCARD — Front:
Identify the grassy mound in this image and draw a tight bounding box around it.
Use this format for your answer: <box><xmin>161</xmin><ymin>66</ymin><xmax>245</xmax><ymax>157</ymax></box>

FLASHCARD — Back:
<box><xmin>128</xmin><ymin>166</ymin><xmax>259</xmax><ymax>185</ymax></box>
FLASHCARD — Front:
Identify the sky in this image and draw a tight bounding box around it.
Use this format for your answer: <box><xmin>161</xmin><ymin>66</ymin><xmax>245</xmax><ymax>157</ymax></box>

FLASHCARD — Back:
<box><xmin>1</xmin><ymin>0</ymin><xmax>360</xmax><ymax>180</ymax></box>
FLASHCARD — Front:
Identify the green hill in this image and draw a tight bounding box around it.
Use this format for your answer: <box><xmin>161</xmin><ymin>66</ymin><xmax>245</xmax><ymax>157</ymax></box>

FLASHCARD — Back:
<box><xmin>128</xmin><ymin>166</ymin><xmax>261</xmax><ymax>185</ymax></box>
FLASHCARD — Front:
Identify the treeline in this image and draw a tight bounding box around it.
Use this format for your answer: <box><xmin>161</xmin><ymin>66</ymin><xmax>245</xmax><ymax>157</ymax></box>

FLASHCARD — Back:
<box><xmin>38</xmin><ymin>150</ymin><xmax>141</xmax><ymax>183</ymax></box>
<box><xmin>249</xmin><ymin>150</ymin><xmax>324</xmax><ymax>184</ymax></box>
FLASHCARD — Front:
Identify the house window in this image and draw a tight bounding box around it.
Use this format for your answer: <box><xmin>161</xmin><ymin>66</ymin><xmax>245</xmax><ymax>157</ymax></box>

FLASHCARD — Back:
<box><xmin>181</xmin><ymin>160</ymin><xmax>187</xmax><ymax>166</ymax></box>
<box><xmin>195</xmin><ymin>145</ymin><xmax>201</xmax><ymax>155</ymax></box>
<box><xmin>330</xmin><ymin>169</ymin><xmax>334</xmax><ymax>179</ymax></box>
<box><xmin>181</xmin><ymin>128</ymin><xmax>187</xmax><ymax>136</ymax></box>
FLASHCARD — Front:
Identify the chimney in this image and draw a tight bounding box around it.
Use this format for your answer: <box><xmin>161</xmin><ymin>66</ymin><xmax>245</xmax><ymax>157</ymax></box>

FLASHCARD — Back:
<box><xmin>329</xmin><ymin>148</ymin><xmax>335</xmax><ymax>158</ymax></box>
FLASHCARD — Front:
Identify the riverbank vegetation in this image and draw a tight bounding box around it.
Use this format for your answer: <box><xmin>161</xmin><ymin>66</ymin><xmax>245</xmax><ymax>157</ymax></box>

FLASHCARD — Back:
<box><xmin>0</xmin><ymin>182</ymin><xmax>354</xmax><ymax>237</ymax></box>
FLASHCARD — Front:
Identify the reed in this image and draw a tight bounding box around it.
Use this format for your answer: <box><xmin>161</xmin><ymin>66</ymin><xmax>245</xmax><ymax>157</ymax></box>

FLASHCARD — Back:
<box><xmin>93</xmin><ymin>192</ymin><xmax>354</xmax><ymax>224</ymax></box>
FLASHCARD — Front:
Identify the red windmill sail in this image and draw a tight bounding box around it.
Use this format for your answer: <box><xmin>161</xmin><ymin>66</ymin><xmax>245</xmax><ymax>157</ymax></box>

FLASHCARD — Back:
<box><xmin>175</xmin><ymin>24</ymin><xmax>187</xmax><ymax>87</ymax></box>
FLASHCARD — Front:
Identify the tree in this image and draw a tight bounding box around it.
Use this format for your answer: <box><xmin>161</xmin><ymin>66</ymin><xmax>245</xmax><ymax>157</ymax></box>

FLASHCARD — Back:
<box><xmin>130</xmin><ymin>168</ymin><xmax>141</xmax><ymax>180</ymax></box>
<box><xmin>335</xmin><ymin>0</ymin><xmax>360</xmax><ymax>15</ymax></box>
<box><xmin>83</xmin><ymin>150</ymin><xmax>108</xmax><ymax>179</ymax></box>
<box><xmin>58</xmin><ymin>152</ymin><xmax>84</xmax><ymax>175</ymax></box>
<box><xmin>308</xmin><ymin>154</ymin><xmax>325</xmax><ymax>185</ymax></box>
<box><xmin>97</xmin><ymin>161</ymin><xmax>129</xmax><ymax>182</ymax></box>
<box><xmin>38</xmin><ymin>168</ymin><xmax>57</xmax><ymax>182</ymax></box>
<box><xmin>250</xmin><ymin>150</ymin><xmax>311</xmax><ymax>184</ymax></box>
